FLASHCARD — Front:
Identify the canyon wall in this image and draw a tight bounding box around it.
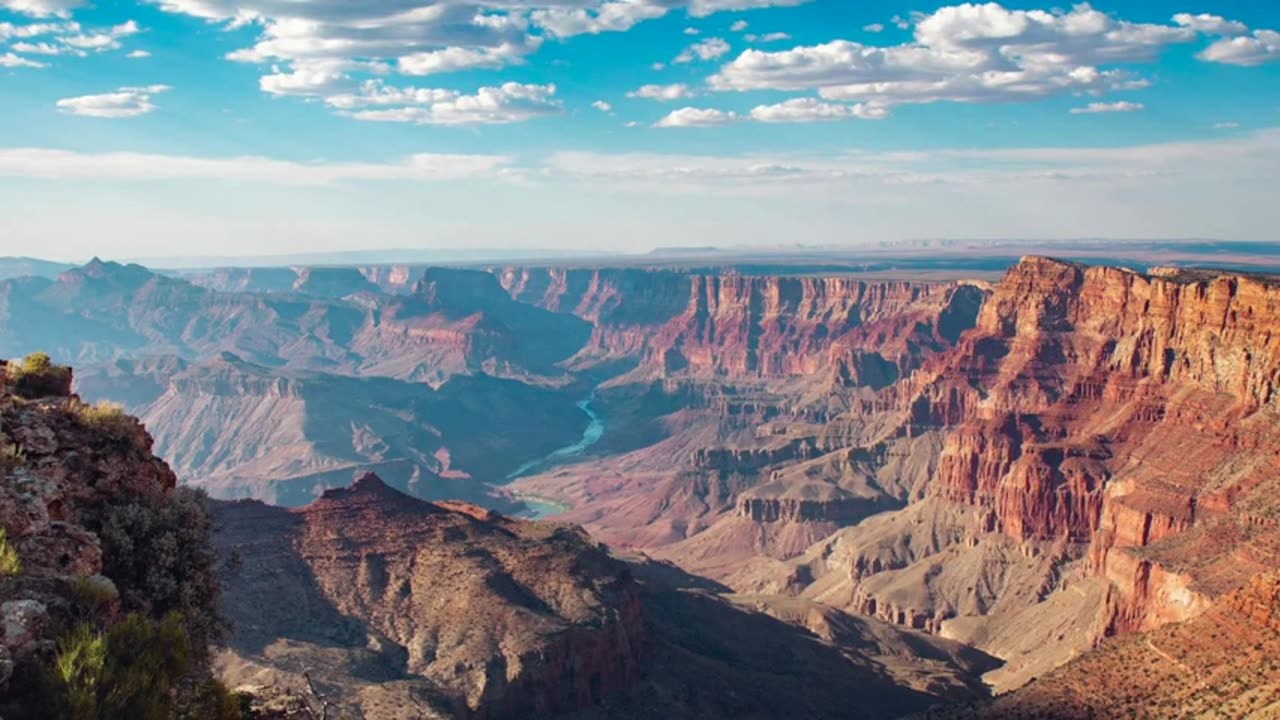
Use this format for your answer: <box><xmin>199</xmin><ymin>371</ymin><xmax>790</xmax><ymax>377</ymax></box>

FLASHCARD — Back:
<box><xmin>795</xmin><ymin>257</ymin><xmax>1280</xmax><ymax>661</ymax></box>
<box><xmin>499</xmin><ymin>266</ymin><xmax>986</xmax><ymax>383</ymax></box>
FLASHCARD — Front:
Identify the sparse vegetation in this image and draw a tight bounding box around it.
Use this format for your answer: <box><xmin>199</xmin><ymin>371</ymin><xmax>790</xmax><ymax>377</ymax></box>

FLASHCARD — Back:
<box><xmin>0</xmin><ymin>528</ymin><xmax>22</xmax><ymax>576</ymax></box>
<box><xmin>72</xmin><ymin>400</ymin><xmax>148</xmax><ymax>449</ymax></box>
<box><xmin>5</xmin><ymin>352</ymin><xmax>73</xmax><ymax>399</ymax></box>
<box><xmin>44</xmin><ymin>612</ymin><xmax>194</xmax><ymax>720</ymax></box>
<box><xmin>97</xmin><ymin>487</ymin><xmax>228</xmax><ymax>655</ymax></box>
<box><xmin>66</xmin><ymin>576</ymin><xmax>119</xmax><ymax>616</ymax></box>
<box><xmin>0</xmin><ymin>440</ymin><xmax>25</xmax><ymax>474</ymax></box>
<box><xmin>174</xmin><ymin>679</ymin><xmax>250</xmax><ymax>720</ymax></box>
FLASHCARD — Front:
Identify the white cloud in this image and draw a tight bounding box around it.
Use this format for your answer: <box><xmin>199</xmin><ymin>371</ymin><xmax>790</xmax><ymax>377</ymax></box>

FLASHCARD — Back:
<box><xmin>730</xmin><ymin>20</ymin><xmax>748</xmax><ymax>32</ymax></box>
<box><xmin>1070</xmin><ymin>101</ymin><xmax>1144</xmax><ymax>114</ymax></box>
<box><xmin>0</xmin><ymin>51</ymin><xmax>46</xmax><ymax>67</ymax></box>
<box><xmin>685</xmin><ymin>27</ymin><xmax>700</xmax><ymax>36</ymax></box>
<box><xmin>654</xmin><ymin>107</ymin><xmax>737</xmax><ymax>127</ymax></box>
<box><xmin>627</xmin><ymin>83</ymin><xmax>696</xmax><ymax>101</ymax></box>
<box><xmin>1200</xmin><ymin>30</ymin><xmax>1280</xmax><ymax>67</ymax></box>
<box><xmin>0</xmin><ymin>147</ymin><xmax>514</xmax><ymax>184</ymax></box>
<box><xmin>0</xmin><ymin>20</ymin><xmax>71</xmax><ymax>40</ymax></box>
<box><xmin>334</xmin><ymin>82</ymin><xmax>562</xmax><ymax>126</ymax></box>
<box><xmin>398</xmin><ymin>42</ymin><xmax>535</xmax><ymax>76</ymax></box>
<box><xmin>10</xmin><ymin>40</ymin><xmax>81</xmax><ymax>55</ymax></box>
<box><xmin>541</xmin><ymin>129</ymin><xmax>1280</xmax><ymax>193</ymax></box>
<box><xmin>127</xmin><ymin>49</ymin><xmax>151</xmax><ymax>59</ymax></box>
<box><xmin>676</xmin><ymin>37</ymin><xmax>730</xmax><ymax>63</ymax></box>
<box><xmin>592</xmin><ymin>99</ymin><xmax>612</xmax><ymax>112</ymax></box>
<box><xmin>864</xmin><ymin>23</ymin><xmax>885</xmax><ymax>33</ymax></box>
<box><xmin>60</xmin><ymin>19</ymin><xmax>140</xmax><ymax>52</ymax></box>
<box><xmin>745</xmin><ymin>32</ymin><xmax>791</xmax><ymax>42</ymax></box>
<box><xmin>749</xmin><ymin>98</ymin><xmax>888</xmax><ymax>122</ymax></box>
<box><xmin>1215</xmin><ymin>122</ymin><xmax>1240</xmax><ymax>129</ymax></box>
<box><xmin>0</xmin><ymin>0</ymin><xmax>84</xmax><ymax>18</ymax></box>
<box><xmin>707</xmin><ymin>3</ymin><xmax>1226</xmax><ymax>112</ymax></box>
<box><xmin>56</xmin><ymin>85</ymin><xmax>170</xmax><ymax>118</ymax></box>
<box><xmin>1173</xmin><ymin>13</ymin><xmax>1248</xmax><ymax>37</ymax></box>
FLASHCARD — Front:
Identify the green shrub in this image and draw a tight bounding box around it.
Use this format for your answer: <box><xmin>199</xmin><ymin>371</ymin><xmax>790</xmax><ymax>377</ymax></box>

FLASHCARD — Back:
<box><xmin>46</xmin><ymin>612</ymin><xmax>193</xmax><ymax>720</ymax></box>
<box><xmin>50</xmin><ymin>623</ymin><xmax>106</xmax><ymax>720</ymax></box>
<box><xmin>73</xmin><ymin>401</ymin><xmax>148</xmax><ymax>449</ymax></box>
<box><xmin>6</xmin><ymin>352</ymin><xmax>73</xmax><ymax>399</ymax></box>
<box><xmin>66</xmin><ymin>576</ymin><xmax>119</xmax><ymax>614</ymax></box>
<box><xmin>98</xmin><ymin>487</ymin><xmax>227</xmax><ymax>655</ymax></box>
<box><xmin>175</xmin><ymin>679</ymin><xmax>249</xmax><ymax>720</ymax></box>
<box><xmin>0</xmin><ymin>441</ymin><xmax>25</xmax><ymax>474</ymax></box>
<box><xmin>0</xmin><ymin>528</ymin><xmax>21</xmax><ymax>576</ymax></box>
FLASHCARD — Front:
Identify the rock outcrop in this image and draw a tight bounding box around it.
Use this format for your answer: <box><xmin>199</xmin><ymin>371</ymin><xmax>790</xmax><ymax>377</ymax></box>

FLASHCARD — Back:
<box><xmin>215</xmin><ymin>472</ymin><xmax>646</xmax><ymax>719</ymax></box>
<box><xmin>775</xmin><ymin>257</ymin><xmax>1280</xmax><ymax>689</ymax></box>
<box><xmin>922</xmin><ymin>571</ymin><xmax>1280</xmax><ymax>719</ymax></box>
<box><xmin>216</xmin><ymin>472</ymin><xmax>999</xmax><ymax>719</ymax></box>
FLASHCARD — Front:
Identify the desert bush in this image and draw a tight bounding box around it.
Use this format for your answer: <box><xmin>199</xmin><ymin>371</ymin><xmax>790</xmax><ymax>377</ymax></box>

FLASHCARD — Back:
<box><xmin>46</xmin><ymin>612</ymin><xmax>193</xmax><ymax>720</ymax></box>
<box><xmin>72</xmin><ymin>401</ymin><xmax>148</xmax><ymax>449</ymax></box>
<box><xmin>66</xmin><ymin>576</ymin><xmax>119</xmax><ymax>614</ymax></box>
<box><xmin>98</xmin><ymin>487</ymin><xmax>227</xmax><ymax>655</ymax></box>
<box><xmin>0</xmin><ymin>528</ymin><xmax>21</xmax><ymax>576</ymax></box>
<box><xmin>0</xmin><ymin>440</ymin><xmax>25</xmax><ymax>474</ymax></box>
<box><xmin>6</xmin><ymin>352</ymin><xmax>73</xmax><ymax>398</ymax></box>
<box><xmin>175</xmin><ymin>678</ymin><xmax>250</xmax><ymax>720</ymax></box>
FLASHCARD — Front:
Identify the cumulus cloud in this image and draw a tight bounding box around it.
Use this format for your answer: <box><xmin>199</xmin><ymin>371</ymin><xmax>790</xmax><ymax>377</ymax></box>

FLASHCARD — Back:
<box><xmin>676</xmin><ymin>37</ymin><xmax>730</xmax><ymax>63</ymax></box>
<box><xmin>1070</xmin><ymin>101</ymin><xmax>1144</xmax><ymax>114</ymax></box>
<box><xmin>1173</xmin><ymin>13</ymin><xmax>1248</xmax><ymax>36</ymax></box>
<box><xmin>0</xmin><ymin>20</ymin><xmax>70</xmax><ymax>40</ymax></box>
<box><xmin>0</xmin><ymin>147</ymin><xmax>515</xmax><ymax>184</ymax></box>
<box><xmin>9</xmin><ymin>40</ymin><xmax>78</xmax><ymax>55</ymax></box>
<box><xmin>56</xmin><ymin>85</ymin><xmax>170</xmax><ymax>118</ymax></box>
<box><xmin>0</xmin><ymin>16</ymin><xmax>143</xmax><ymax>66</ymax></box>
<box><xmin>0</xmin><ymin>0</ymin><xmax>84</xmax><ymax>17</ymax></box>
<box><xmin>707</xmin><ymin>3</ymin><xmax>1255</xmax><ymax>114</ymax></box>
<box><xmin>331</xmin><ymin>81</ymin><xmax>562</xmax><ymax>126</ymax></box>
<box><xmin>745</xmin><ymin>32</ymin><xmax>791</xmax><ymax>42</ymax></box>
<box><xmin>0</xmin><ymin>51</ymin><xmax>46</xmax><ymax>67</ymax></box>
<box><xmin>149</xmin><ymin>0</ymin><xmax>814</xmax><ymax>111</ymax></box>
<box><xmin>627</xmin><ymin>83</ymin><xmax>696</xmax><ymax>101</ymax></box>
<box><xmin>730</xmin><ymin>20</ymin><xmax>748</xmax><ymax>32</ymax></box>
<box><xmin>864</xmin><ymin>23</ymin><xmax>885</xmax><ymax>33</ymax></box>
<box><xmin>592</xmin><ymin>99</ymin><xmax>613</xmax><ymax>112</ymax></box>
<box><xmin>749</xmin><ymin>98</ymin><xmax>888</xmax><ymax>122</ymax></box>
<box><xmin>1200</xmin><ymin>31</ymin><xmax>1280</xmax><ymax>67</ymax></box>
<box><xmin>60</xmin><ymin>19</ymin><xmax>140</xmax><ymax>52</ymax></box>
<box><xmin>654</xmin><ymin>107</ymin><xmax>738</xmax><ymax>127</ymax></box>
<box><xmin>127</xmin><ymin>49</ymin><xmax>150</xmax><ymax>58</ymax></box>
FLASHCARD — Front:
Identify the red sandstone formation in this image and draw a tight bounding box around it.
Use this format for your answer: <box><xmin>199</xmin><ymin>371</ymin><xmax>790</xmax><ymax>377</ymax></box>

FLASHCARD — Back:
<box><xmin>774</xmin><ymin>257</ymin><xmax>1280</xmax><ymax>690</ymax></box>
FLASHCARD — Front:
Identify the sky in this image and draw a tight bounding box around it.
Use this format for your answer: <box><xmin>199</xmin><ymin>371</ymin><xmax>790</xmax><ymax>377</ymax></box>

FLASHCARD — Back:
<box><xmin>0</xmin><ymin>0</ymin><xmax>1278</xmax><ymax>261</ymax></box>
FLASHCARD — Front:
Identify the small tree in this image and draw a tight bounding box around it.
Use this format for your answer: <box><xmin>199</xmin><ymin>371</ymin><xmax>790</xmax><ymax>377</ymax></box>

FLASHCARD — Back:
<box><xmin>6</xmin><ymin>352</ymin><xmax>73</xmax><ymax>398</ymax></box>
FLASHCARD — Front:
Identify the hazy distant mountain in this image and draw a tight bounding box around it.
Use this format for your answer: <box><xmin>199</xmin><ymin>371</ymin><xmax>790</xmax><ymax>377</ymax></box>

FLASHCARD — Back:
<box><xmin>127</xmin><ymin>247</ymin><xmax>623</xmax><ymax>269</ymax></box>
<box><xmin>0</xmin><ymin>256</ymin><xmax>75</xmax><ymax>280</ymax></box>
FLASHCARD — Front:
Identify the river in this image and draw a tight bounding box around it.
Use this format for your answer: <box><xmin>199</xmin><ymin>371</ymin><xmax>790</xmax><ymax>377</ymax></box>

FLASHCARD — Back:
<box><xmin>507</xmin><ymin>395</ymin><xmax>604</xmax><ymax>519</ymax></box>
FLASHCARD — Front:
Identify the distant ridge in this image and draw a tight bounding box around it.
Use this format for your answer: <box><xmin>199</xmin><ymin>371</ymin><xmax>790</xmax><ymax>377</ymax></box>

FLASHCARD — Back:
<box><xmin>122</xmin><ymin>247</ymin><xmax>625</xmax><ymax>269</ymax></box>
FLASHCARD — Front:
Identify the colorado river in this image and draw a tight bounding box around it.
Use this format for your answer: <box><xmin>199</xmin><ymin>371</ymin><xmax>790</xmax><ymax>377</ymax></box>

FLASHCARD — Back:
<box><xmin>507</xmin><ymin>395</ymin><xmax>604</xmax><ymax>518</ymax></box>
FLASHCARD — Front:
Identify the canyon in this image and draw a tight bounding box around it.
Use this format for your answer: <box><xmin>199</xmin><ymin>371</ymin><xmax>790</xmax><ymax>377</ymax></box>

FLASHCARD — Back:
<box><xmin>2</xmin><ymin>250</ymin><xmax>1280</xmax><ymax>717</ymax></box>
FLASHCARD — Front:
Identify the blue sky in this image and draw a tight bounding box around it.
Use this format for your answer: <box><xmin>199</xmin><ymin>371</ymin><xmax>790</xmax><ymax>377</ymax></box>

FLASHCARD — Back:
<box><xmin>1</xmin><ymin>0</ymin><xmax>1278</xmax><ymax>260</ymax></box>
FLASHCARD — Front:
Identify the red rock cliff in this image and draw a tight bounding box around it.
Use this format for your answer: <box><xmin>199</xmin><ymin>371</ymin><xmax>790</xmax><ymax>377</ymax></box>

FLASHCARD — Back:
<box><xmin>907</xmin><ymin>257</ymin><xmax>1280</xmax><ymax>632</ymax></box>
